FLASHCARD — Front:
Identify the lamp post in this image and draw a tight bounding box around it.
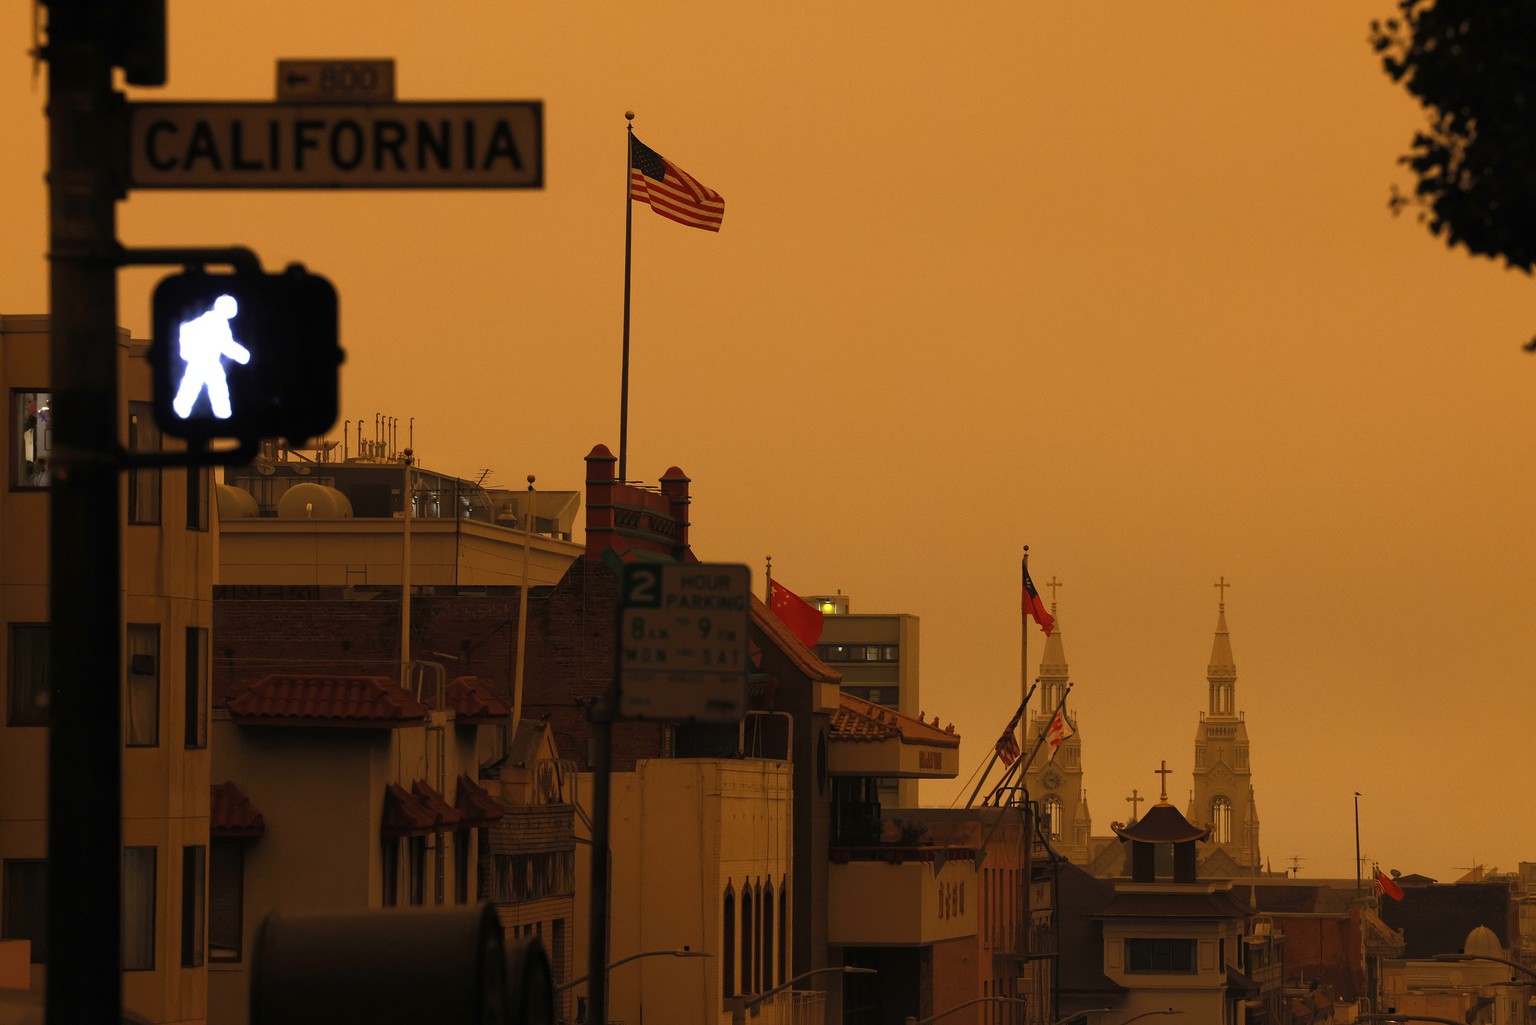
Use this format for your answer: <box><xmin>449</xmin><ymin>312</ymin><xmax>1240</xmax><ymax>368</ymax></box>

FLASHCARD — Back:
<box><xmin>729</xmin><ymin>966</ymin><xmax>878</xmax><ymax>1025</ymax></box>
<box><xmin>904</xmin><ymin>995</ymin><xmax>1029</xmax><ymax>1025</ymax></box>
<box><xmin>557</xmin><ymin>948</ymin><xmax>710</xmax><ymax>993</ymax></box>
<box><xmin>1119</xmin><ymin>1011</ymin><xmax>1181</xmax><ymax>1025</ymax></box>
<box><xmin>1047</xmin><ymin>1010</ymin><xmax>1111</xmax><ymax>1025</ymax></box>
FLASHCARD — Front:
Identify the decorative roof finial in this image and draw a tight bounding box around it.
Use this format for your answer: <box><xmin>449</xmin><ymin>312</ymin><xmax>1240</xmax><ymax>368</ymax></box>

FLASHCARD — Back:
<box><xmin>1214</xmin><ymin>575</ymin><xmax>1231</xmax><ymax>612</ymax></box>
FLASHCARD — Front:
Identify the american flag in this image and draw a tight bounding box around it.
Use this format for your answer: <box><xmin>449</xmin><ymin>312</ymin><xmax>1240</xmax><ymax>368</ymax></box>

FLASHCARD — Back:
<box><xmin>994</xmin><ymin>705</ymin><xmax>1025</xmax><ymax>767</ymax></box>
<box><xmin>630</xmin><ymin>135</ymin><xmax>725</xmax><ymax>232</ymax></box>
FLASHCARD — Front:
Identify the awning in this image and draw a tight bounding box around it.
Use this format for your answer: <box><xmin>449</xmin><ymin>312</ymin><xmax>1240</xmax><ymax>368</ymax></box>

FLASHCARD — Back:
<box><xmin>381</xmin><ymin>780</ymin><xmax>464</xmax><ymax>837</ymax></box>
<box><xmin>455</xmin><ymin>774</ymin><xmax>503</xmax><ymax>828</ymax></box>
<box><xmin>211</xmin><ymin>780</ymin><xmax>265</xmax><ymax>838</ymax></box>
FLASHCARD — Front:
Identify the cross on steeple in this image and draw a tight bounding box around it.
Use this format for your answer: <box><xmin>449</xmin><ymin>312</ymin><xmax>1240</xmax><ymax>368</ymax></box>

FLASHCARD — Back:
<box><xmin>1214</xmin><ymin>575</ymin><xmax>1231</xmax><ymax>610</ymax></box>
<box><xmin>1126</xmin><ymin>788</ymin><xmax>1143</xmax><ymax>821</ymax></box>
<box><xmin>1154</xmin><ymin>760</ymin><xmax>1173</xmax><ymax>802</ymax></box>
<box><xmin>1046</xmin><ymin>575</ymin><xmax>1063</xmax><ymax>612</ymax></box>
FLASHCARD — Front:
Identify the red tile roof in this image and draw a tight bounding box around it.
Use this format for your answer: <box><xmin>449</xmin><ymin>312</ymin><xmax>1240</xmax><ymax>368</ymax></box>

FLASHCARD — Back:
<box><xmin>455</xmin><ymin>774</ymin><xmax>504</xmax><ymax>827</ymax></box>
<box><xmin>381</xmin><ymin>781</ymin><xmax>464</xmax><ymax>837</ymax></box>
<box><xmin>445</xmin><ymin>676</ymin><xmax>511</xmax><ymax>724</ymax></box>
<box><xmin>751</xmin><ymin>595</ymin><xmax>841</xmax><ymax>684</ymax></box>
<box><xmin>210</xmin><ymin>780</ymin><xmax>265</xmax><ymax>838</ymax></box>
<box><xmin>228</xmin><ymin>675</ymin><xmax>428</xmax><ymax>727</ymax></box>
<box><xmin>830</xmin><ymin>692</ymin><xmax>961</xmax><ymax>748</ymax></box>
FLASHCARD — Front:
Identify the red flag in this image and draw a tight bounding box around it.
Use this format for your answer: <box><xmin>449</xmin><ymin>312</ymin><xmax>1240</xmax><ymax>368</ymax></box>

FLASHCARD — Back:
<box><xmin>1375</xmin><ymin>868</ymin><xmax>1404</xmax><ymax>901</ymax></box>
<box><xmin>768</xmin><ymin>580</ymin><xmax>824</xmax><ymax>649</ymax></box>
<box><xmin>994</xmin><ymin>706</ymin><xmax>1025</xmax><ymax>767</ymax></box>
<box><xmin>630</xmin><ymin>135</ymin><xmax>725</xmax><ymax>232</ymax></box>
<box><xmin>1022</xmin><ymin>560</ymin><xmax>1055</xmax><ymax>636</ymax></box>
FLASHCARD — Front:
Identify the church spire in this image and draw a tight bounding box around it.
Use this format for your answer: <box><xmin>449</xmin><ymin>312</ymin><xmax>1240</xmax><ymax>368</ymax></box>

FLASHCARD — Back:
<box><xmin>1208</xmin><ymin>578</ymin><xmax>1236</xmax><ymax>717</ymax></box>
<box><xmin>1038</xmin><ymin>603</ymin><xmax>1069</xmax><ymax>716</ymax></box>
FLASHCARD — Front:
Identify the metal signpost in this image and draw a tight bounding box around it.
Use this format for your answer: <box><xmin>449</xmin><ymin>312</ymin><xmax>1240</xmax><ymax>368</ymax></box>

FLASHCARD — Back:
<box><xmin>42</xmin><ymin>28</ymin><xmax>545</xmax><ymax>1019</ymax></box>
<box><xmin>587</xmin><ymin>563</ymin><xmax>749</xmax><ymax>1025</ymax></box>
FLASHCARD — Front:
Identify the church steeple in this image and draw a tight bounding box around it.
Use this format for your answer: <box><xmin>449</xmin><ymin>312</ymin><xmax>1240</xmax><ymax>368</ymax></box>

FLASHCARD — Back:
<box><xmin>1024</xmin><ymin>586</ymin><xmax>1091</xmax><ymax>863</ymax></box>
<box><xmin>1189</xmin><ymin>579</ymin><xmax>1261</xmax><ymax>876</ymax></box>
<box><xmin>1207</xmin><ymin>578</ymin><xmax>1236</xmax><ymax>718</ymax></box>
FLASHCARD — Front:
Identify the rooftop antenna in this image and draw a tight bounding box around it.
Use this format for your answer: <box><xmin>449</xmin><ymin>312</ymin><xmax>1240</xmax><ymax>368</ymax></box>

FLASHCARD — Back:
<box><xmin>1288</xmin><ymin>855</ymin><xmax>1305</xmax><ymax>877</ymax></box>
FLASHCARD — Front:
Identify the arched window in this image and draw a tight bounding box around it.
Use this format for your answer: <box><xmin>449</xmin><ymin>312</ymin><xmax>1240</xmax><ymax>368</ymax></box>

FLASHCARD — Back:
<box><xmin>778</xmin><ymin>877</ymin><xmax>788</xmax><ymax>986</ymax></box>
<box><xmin>1044</xmin><ymin>796</ymin><xmax>1063</xmax><ymax>841</ymax></box>
<box><xmin>723</xmin><ymin>884</ymin><xmax>736</xmax><ymax>997</ymax></box>
<box><xmin>761</xmin><ymin>879</ymin><xmax>774</xmax><ymax>994</ymax></box>
<box><xmin>1211</xmin><ymin>796</ymin><xmax>1232</xmax><ymax>844</ymax></box>
<box><xmin>741</xmin><ymin>881</ymin><xmax>755</xmax><ymax>994</ymax></box>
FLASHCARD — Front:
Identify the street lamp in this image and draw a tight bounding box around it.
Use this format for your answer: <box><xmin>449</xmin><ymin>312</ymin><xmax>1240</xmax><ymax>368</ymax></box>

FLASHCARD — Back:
<box><xmin>1049</xmin><ymin>1009</ymin><xmax>1111</xmax><ymax>1025</ymax></box>
<box><xmin>1119</xmin><ymin>1011</ymin><xmax>1181</xmax><ymax>1025</ymax></box>
<box><xmin>905</xmin><ymin>995</ymin><xmax>1029</xmax><ymax>1025</ymax></box>
<box><xmin>557</xmin><ymin>948</ymin><xmax>710</xmax><ymax>993</ymax></box>
<box><xmin>729</xmin><ymin>966</ymin><xmax>877</xmax><ymax>1025</ymax></box>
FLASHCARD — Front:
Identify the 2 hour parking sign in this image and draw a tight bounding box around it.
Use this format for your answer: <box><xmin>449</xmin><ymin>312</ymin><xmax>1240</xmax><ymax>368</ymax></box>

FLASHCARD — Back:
<box><xmin>619</xmin><ymin>563</ymin><xmax>750</xmax><ymax>723</ymax></box>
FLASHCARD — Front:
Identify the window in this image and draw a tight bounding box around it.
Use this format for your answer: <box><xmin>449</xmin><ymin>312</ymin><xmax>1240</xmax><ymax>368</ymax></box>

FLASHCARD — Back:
<box><xmin>454</xmin><ymin>829</ymin><xmax>470</xmax><ymax>904</ymax></box>
<box><xmin>722</xmin><ymin>884</ymin><xmax>735</xmax><ymax>998</ymax></box>
<box><xmin>407</xmin><ymin>836</ymin><xmax>426</xmax><ymax>906</ymax></box>
<box><xmin>1044</xmin><ymin>796</ymin><xmax>1063</xmax><ymax>841</ymax></box>
<box><xmin>1126</xmin><ymin>937</ymin><xmax>1196</xmax><ymax>973</ymax></box>
<box><xmin>777</xmin><ymin>879</ymin><xmax>787</xmax><ymax>986</ymax></box>
<box><xmin>740</xmin><ymin>881</ymin><xmax>754</xmax><ymax>994</ymax></box>
<box><xmin>1211</xmin><ymin>796</ymin><xmax>1232</xmax><ymax>845</ymax></box>
<box><xmin>208</xmin><ymin>840</ymin><xmax>243</xmax><ymax>962</ymax></box>
<box><xmin>2</xmin><ymin>860</ymin><xmax>47</xmax><ymax>963</ymax></box>
<box><xmin>381</xmin><ymin>838</ymin><xmax>399</xmax><ymax>907</ymax></box>
<box><xmin>184</xmin><ymin>627</ymin><xmax>207</xmax><ymax>748</ymax></box>
<box><xmin>127</xmin><ymin>403</ymin><xmax>161</xmax><ymax>524</ymax></box>
<box><xmin>181</xmin><ymin>845</ymin><xmax>205</xmax><ymax>967</ymax></box>
<box><xmin>7</xmin><ymin>624</ymin><xmax>48</xmax><ymax>726</ymax></box>
<box><xmin>123</xmin><ymin>846</ymin><xmax>157</xmax><ymax>971</ymax></box>
<box><xmin>186</xmin><ymin>464</ymin><xmax>209</xmax><ymax>532</ymax></box>
<box><xmin>760</xmin><ymin>879</ymin><xmax>773</xmax><ymax>997</ymax></box>
<box><xmin>12</xmin><ymin>391</ymin><xmax>51</xmax><ymax>489</ymax></box>
<box><xmin>125</xmin><ymin>624</ymin><xmax>160</xmax><ymax>747</ymax></box>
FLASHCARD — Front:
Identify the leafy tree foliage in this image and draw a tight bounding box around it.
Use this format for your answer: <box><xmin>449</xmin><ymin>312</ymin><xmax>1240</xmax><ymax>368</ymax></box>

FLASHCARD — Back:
<box><xmin>1370</xmin><ymin>2</ymin><xmax>1536</xmax><ymax>274</ymax></box>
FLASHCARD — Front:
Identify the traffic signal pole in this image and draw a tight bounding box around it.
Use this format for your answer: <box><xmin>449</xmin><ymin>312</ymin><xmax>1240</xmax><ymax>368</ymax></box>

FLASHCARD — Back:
<box><xmin>45</xmin><ymin>2</ymin><xmax>125</xmax><ymax>1022</ymax></box>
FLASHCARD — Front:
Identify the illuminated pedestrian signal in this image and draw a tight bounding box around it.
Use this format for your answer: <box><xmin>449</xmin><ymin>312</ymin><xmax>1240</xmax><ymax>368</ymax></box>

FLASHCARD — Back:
<box><xmin>150</xmin><ymin>267</ymin><xmax>342</xmax><ymax>443</ymax></box>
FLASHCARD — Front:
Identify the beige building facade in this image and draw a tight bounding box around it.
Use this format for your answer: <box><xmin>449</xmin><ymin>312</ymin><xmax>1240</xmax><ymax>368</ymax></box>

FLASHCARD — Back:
<box><xmin>0</xmin><ymin>314</ymin><xmax>215</xmax><ymax>1023</ymax></box>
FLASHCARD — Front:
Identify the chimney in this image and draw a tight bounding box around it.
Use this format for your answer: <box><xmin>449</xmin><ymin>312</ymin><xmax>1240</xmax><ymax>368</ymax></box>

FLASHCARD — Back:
<box><xmin>584</xmin><ymin>444</ymin><xmax>617</xmax><ymax>559</ymax></box>
<box><xmin>659</xmin><ymin>466</ymin><xmax>691</xmax><ymax>558</ymax></box>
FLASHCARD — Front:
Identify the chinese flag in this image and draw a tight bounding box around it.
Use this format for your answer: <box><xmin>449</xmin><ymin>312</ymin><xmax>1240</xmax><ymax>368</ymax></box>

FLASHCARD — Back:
<box><xmin>1375</xmin><ymin>868</ymin><xmax>1404</xmax><ymax>901</ymax></box>
<box><xmin>769</xmin><ymin>580</ymin><xmax>824</xmax><ymax>649</ymax></box>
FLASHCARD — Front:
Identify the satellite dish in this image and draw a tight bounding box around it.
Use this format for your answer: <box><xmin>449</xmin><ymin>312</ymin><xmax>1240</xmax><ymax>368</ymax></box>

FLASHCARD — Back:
<box><xmin>255</xmin><ymin>454</ymin><xmax>276</xmax><ymax>476</ymax></box>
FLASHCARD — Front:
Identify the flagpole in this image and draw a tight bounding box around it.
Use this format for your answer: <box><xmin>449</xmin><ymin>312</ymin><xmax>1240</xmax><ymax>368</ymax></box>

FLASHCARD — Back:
<box><xmin>619</xmin><ymin>111</ymin><xmax>636</xmax><ymax>483</ymax></box>
<box><xmin>997</xmin><ymin>682</ymin><xmax>1073</xmax><ymax>804</ymax></box>
<box><xmin>1021</xmin><ymin>546</ymin><xmax>1030</xmax><ymax>753</ymax></box>
<box><xmin>964</xmin><ymin>686</ymin><xmax>1034</xmax><ymax>810</ymax></box>
<box><xmin>765</xmin><ymin>554</ymin><xmax>772</xmax><ymax>603</ymax></box>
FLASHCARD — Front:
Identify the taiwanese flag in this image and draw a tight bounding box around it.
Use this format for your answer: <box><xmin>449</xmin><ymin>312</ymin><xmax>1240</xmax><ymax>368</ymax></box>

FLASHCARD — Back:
<box><xmin>1375</xmin><ymin>868</ymin><xmax>1404</xmax><ymax>901</ymax></box>
<box><xmin>769</xmin><ymin>579</ymin><xmax>824</xmax><ymax>649</ymax></box>
<box><xmin>1022</xmin><ymin>560</ymin><xmax>1055</xmax><ymax>636</ymax></box>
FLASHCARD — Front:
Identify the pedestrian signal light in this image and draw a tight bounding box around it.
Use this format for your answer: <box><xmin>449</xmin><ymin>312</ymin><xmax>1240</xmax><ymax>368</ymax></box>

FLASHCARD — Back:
<box><xmin>150</xmin><ymin>266</ymin><xmax>342</xmax><ymax>444</ymax></box>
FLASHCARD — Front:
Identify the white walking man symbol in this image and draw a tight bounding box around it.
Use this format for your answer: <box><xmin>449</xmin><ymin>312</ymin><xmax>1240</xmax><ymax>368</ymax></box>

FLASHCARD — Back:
<box><xmin>171</xmin><ymin>294</ymin><xmax>250</xmax><ymax>420</ymax></box>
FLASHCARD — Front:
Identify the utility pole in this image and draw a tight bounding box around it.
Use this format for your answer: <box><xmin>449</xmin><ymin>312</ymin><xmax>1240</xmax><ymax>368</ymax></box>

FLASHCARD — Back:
<box><xmin>45</xmin><ymin>2</ymin><xmax>126</xmax><ymax>1021</ymax></box>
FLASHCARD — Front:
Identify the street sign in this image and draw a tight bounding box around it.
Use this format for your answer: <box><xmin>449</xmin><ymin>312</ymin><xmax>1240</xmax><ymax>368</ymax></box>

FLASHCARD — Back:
<box><xmin>126</xmin><ymin>101</ymin><xmax>543</xmax><ymax>189</ymax></box>
<box><xmin>276</xmin><ymin>59</ymin><xmax>396</xmax><ymax>104</ymax></box>
<box><xmin>619</xmin><ymin>563</ymin><xmax>750</xmax><ymax>723</ymax></box>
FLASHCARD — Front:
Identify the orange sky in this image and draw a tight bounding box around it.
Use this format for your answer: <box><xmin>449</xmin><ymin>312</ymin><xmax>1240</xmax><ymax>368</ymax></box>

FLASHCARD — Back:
<box><xmin>4</xmin><ymin>3</ymin><xmax>1533</xmax><ymax>882</ymax></box>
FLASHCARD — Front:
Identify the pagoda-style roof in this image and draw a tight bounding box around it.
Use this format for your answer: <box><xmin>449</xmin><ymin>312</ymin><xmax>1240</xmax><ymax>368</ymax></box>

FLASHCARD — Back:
<box><xmin>228</xmin><ymin>674</ymin><xmax>428</xmax><ymax>727</ymax></box>
<box><xmin>1111</xmin><ymin>802</ymin><xmax>1211</xmax><ymax>845</ymax></box>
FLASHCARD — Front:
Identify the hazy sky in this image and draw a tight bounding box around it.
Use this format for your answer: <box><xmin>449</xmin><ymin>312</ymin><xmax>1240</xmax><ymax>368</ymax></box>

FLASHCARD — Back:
<box><xmin>4</xmin><ymin>3</ymin><xmax>1533</xmax><ymax>882</ymax></box>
